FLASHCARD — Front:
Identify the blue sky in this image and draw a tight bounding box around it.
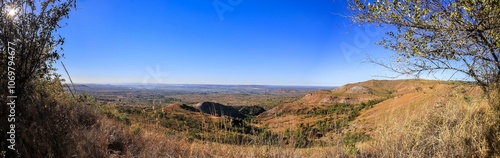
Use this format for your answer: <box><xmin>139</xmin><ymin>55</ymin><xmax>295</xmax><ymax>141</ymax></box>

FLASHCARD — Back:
<box><xmin>55</xmin><ymin>0</ymin><xmax>398</xmax><ymax>86</ymax></box>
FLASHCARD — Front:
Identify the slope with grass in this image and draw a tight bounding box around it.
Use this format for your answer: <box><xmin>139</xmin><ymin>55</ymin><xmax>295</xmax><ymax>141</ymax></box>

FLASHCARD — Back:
<box><xmin>352</xmin><ymin>80</ymin><xmax>484</xmax><ymax>135</ymax></box>
<box><xmin>354</xmin><ymin>82</ymin><xmax>491</xmax><ymax>157</ymax></box>
<box><xmin>256</xmin><ymin>80</ymin><xmax>448</xmax><ymax>132</ymax></box>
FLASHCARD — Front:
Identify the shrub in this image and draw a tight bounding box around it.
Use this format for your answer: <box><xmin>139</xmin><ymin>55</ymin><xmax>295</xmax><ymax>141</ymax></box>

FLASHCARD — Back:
<box><xmin>343</xmin><ymin>132</ymin><xmax>370</xmax><ymax>155</ymax></box>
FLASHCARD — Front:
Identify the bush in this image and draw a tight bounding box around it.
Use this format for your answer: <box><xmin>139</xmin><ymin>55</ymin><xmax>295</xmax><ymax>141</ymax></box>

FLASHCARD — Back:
<box><xmin>118</xmin><ymin>113</ymin><xmax>131</xmax><ymax>125</ymax></box>
<box><xmin>5</xmin><ymin>79</ymin><xmax>101</xmax><ymax>157</ymax></box>
<box><xmin>292</xmin><ymin>123</ymin><xmax>310</xmax><ymax>148</ymax></box>
<box><xmin>343</xmin><ymin>132</ymin><xmax>370</xmax><ymax>155</ymax></box>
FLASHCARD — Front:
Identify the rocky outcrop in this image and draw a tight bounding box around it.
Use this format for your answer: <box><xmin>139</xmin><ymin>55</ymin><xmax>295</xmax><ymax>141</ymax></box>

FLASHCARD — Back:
<box><xmin>320</xmin><ymin>96</ymin><xmax>338</xmax><ymax>104</ymax></box>
<box><xmin>346</xmin><ymin>86</ymin><xmax>373</xmax><ymax>94</ymax></box>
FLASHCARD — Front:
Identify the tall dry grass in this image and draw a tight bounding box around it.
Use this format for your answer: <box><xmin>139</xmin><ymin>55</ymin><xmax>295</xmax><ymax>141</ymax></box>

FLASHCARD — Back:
<box><xmin>360</xmin><ymin>93</ymin><xmax>494</xmax><ymax>157</ymax></box>
<box><xmin>68</xmin><ymin>116</ymin><xmax>347</xmax><ymax>158</ymax></box>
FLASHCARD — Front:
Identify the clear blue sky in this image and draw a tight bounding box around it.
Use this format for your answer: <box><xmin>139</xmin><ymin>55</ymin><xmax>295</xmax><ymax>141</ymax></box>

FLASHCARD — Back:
<box><xmin>55</xmin><ymin>0</ymin><xmax>398</xmax><ymax>86</ymax></box>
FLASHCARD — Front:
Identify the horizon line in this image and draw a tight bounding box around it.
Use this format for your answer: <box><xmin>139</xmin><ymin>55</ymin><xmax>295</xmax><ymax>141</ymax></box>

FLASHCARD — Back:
<box><xmin>63</xmin><ymin>82</ymin><xmax>340</xmax><ymax>87</ymax></box>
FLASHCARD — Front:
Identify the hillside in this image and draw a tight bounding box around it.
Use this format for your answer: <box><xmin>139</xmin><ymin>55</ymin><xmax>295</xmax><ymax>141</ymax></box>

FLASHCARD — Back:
<box><xmin>352</xmin><ymin>80</ymin><xmax>484</xmax><ymax>135</ymax></box>
<box><xmin>256</xmin><ymin>79</ymin><xmax>482</xmax><ymax>134</ymax></box>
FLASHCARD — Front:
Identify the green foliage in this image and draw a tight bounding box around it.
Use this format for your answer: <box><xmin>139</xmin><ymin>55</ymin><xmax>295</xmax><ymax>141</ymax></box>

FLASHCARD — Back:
<box><xmin>315</xmin><ymin>117</ymin><xmax>349</xmax><ymax>133</ymax></box>
<box><xmin>238</xmin><ymin>105</ymin><xmax>266</xmax><ymax>116</ymax></box>
<box><xmin>116</xmin><ymin>106</ymin><xmax>143</xmax><ymax>114</ymax></box>
<box><xmin>362</xmin><ymin>99</ymin><xmax>384</xmax><ymax>109</ymax></box>
<box><xmin>118</xmin><ymin>113</ymin><xmax>131</xmax><ymax>125</ymax></box>
<box><xmin>301</xmin><ymin>99</ymin><xmax>386</xmax><ymax>139</ymax></box>
<box><xmin>310</xmin><ymin>99</ymin><xmax>383</xmax><ymax>117</ymax></box>
<box><xmin>343</xmin><ymin>132</ymin><xmax>370</xmax><ymax>155</ymax></box>
<box><xmin>131</xmin><ymin>125</ymin><xmax>141</xmax><ymax>134</ymax></box>
<box><xmin>98</xmin><ymin>105</ymin><xmax>134</xmax><ymax>125</ymax></box>
<box><xmin>159</xmin><ymin>114</ymin><xmax>202</xmax><ymax>132</ymax></box>
<box><xmin>293</xmin><ymin>123</ymin><xmax>310</xmax><ymax>148</ymax></box>
<box><xmin>259</xmin><ymin>130</ymin><xmax>273</xmax><ymax>140</ymax></box>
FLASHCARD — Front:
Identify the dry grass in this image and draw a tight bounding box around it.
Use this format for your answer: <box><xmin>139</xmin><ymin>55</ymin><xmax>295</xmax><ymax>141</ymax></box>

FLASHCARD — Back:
<box><xmin>39</xmin><ymin>99</ymin><xmax>346</xmax><ymax>158</ymax></box>
<box><xmin>67</xmin><ymin>116</ymin><xmax>347</xmax><ymax>158</ymax></box>
<box><xmin>359</xmin><ymin>92</ymin><xmax>493</xmax><ymax>157</ymax></box>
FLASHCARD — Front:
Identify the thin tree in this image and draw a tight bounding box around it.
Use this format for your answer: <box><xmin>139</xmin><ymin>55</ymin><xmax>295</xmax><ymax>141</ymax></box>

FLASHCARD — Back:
<box><xmin>0</xmin><ymin>0</ymin><xmax>76</xmax><ymax>156</ymax></box>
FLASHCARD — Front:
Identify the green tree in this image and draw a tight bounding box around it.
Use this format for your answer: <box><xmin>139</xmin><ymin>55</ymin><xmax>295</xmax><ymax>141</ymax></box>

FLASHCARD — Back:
<box><xmin>349</xmin><ymin>0</ymin><xmax>499</xmax><ymax>156</ymax></box>
<box><xmin>1</xmin><ymin>0</ymin><xmax>76</xmax><ymax>102</ymax></box>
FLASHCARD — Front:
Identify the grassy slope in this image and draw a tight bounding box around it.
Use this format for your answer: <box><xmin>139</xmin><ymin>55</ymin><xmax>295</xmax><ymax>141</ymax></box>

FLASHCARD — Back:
<box><xmin>353</xmin><ymin>81</ymin><xmax>484</xmax><ymax>135</ymax></box>
<box><xmin>256</xmin><ymin>79</ymin><xmax>455</xmax><ymax>132</ymax></box>
<box><xmin>252</xmin><ymin>79</ymin><xmax>492</xmax><ymax>156</ymax></box>
<box><xmin>355</xmin><ymin>83</ymin><xmax>491</xmax><ymax>157</ymax></box>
